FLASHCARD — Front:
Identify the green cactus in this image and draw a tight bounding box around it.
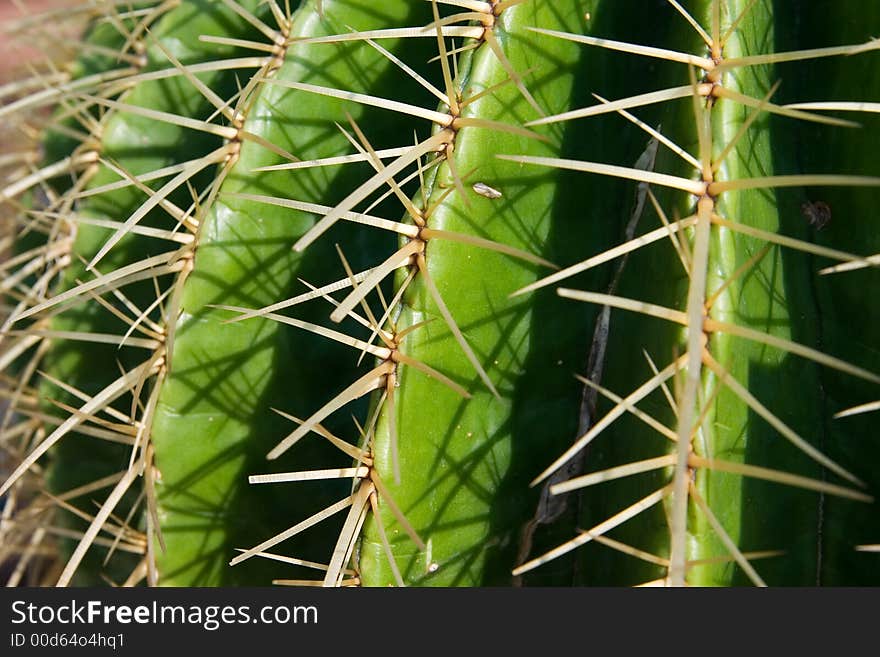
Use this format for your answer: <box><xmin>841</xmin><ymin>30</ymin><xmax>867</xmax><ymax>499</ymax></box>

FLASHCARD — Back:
<box><xmin>1</xmin><ymin>0</ymin><xmax>879</xmax><ymax>587</ymax></box>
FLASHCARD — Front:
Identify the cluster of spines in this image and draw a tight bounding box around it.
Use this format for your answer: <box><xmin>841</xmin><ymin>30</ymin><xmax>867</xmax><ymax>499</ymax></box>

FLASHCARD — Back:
<box><xmin>241</xmin><ymin>0</ymin><xmax>880</xmax><ymax>587</ymax></box>
<box><xmin>219</xmin><ymin>0</ymin><xmax>564</xmax><ymax>587</ymax></box>
<box><xmin>0</xmin><ymin>0</ymin><xmax>292</xmax><ymax>585</ymax></box>
<box><xmin>224</xmin><ymin>0</ymin><xmax>880</xmax><ymax>587</ymax></box>
<box><xmin>1</xmin><ymin>1</ymin><xmax>164</xmax><ymax>586</ymax></box>
<box><xmin>501</xmin><ymin>0</ymin><xmax>880</xmax><ymax>585</ymax></box>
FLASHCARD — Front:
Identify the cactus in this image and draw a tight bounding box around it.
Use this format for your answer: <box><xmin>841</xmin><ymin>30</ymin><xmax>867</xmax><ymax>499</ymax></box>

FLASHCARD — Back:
<box><xmin>1</xmin><ymin>0</ymin><xmax>879</xmax><ymax>587</ymax></box>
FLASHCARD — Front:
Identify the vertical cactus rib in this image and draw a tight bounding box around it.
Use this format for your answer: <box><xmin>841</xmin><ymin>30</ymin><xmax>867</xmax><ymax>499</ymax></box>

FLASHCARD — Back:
<box><xmin>354</xmin><ymin>0</ymin><xmax>592</xmax><ymax>586</ymax></box>
<box><xmin>151</xmin><ymin>0</ymin><xmax>445</xmax><ymax>585</ymax></box>
<box><xmin>2</xmin><ymin>0</ymin><xmax>272</xmax><ymax>584</ymax></box>
<box><xmin>503</xmin><ymin>0</ymin><xmax>880</xmax><ymax>586</ymax></box>
<box><xmin>2</xmin><ymin>2</ymin><xmax>169</xmax><ymax>586</ymax></box>
<box><xmin>220</xmin><ymin>0</ymin><xmax>598</xmax><ymax>586</ymax></box>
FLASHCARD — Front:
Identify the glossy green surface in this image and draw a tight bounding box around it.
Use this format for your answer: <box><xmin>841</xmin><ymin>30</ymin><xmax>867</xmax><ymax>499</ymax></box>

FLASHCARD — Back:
<box><xmin>576</xmin><ymin>0</ymin><xmax>880</xmax><ymax>585</ymax></box>
<box><xmin>43</xmin><ymin>0</ymin><xmax>264</xmax><ymax>584</ymax></box>
<box><xmin>151</xmin><ymin>0</ymin><xmax>437</xmax><ymax>585</ymax></box>
<box><xmin>360</xmin><ymin>1</ymin><xmax>597</xmax><ymax>586</ymax></box>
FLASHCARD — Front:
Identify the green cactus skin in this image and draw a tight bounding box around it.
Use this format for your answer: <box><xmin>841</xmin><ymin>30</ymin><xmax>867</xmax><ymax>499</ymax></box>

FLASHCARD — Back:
<box><xmin>151</xmin><ymin>0</ymin><xmax>440</xmax><ymax>586</ymax></box>
<box><xmin>9</xmin><ymin>6</ymin><xmax>159</xmax><ymax>587</ymax></box>
<box><xmin>577</xmin><ymin>0</ymin><xmax>828</xmax><ymax>587</ymax></box>
<box><xmin>1</xmin><ymin>0</ymin><xmax>879</xmax><ymax>587</ymax></box>
<box><xmin>356</xmin><ymin>1</ymin><xmax>592</xmax><ymax>587</ymax></box>
<box><xmin>511</xmin><ymin>0</ymin><xmax>880</xmax><ymax>586</ymax></box>
<box><xmin>15</xmin><ymin>0</ymin><xmax>274</xmax><ymax>585</ymax></box>
<box><xmin>771</xmin><ymin>0</ymin><xmax>880</xmax><ymax>584</ymax></box>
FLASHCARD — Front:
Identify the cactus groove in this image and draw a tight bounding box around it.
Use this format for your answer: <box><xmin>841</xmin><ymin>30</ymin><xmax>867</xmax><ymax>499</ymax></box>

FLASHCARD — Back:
<box><xmin>1</xmin><ymin>0</ymin><xmax>879</xmax><ymax>587</ymax></box>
